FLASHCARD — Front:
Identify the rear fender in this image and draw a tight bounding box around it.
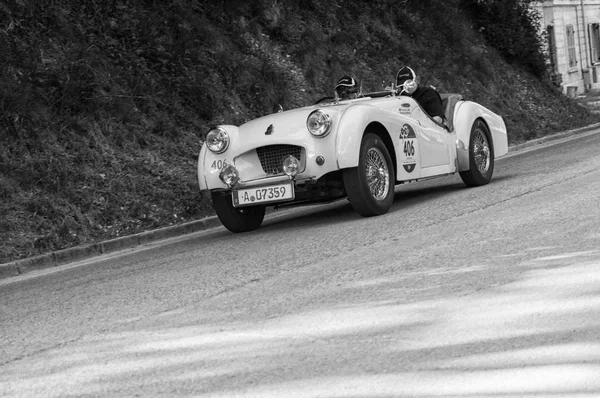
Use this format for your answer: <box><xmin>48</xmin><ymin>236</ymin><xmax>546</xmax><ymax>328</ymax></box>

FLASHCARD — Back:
<box><xmin>453</xmin><ymin>102</ymin><xmax>507</xmax><ymax>172</ymax></box>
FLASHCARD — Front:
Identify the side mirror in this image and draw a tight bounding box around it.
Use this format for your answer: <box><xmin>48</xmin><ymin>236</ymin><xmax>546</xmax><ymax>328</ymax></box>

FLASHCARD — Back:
<box><xmin>272</xmin><ymin>104</ymin><xmax>283</xmax><ymax>113</ymax></box>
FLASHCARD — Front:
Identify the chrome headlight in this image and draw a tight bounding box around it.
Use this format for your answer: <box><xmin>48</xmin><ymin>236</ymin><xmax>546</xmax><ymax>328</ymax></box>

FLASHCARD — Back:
<box><xmin>307</xmin><ymin>110</ymin><xmax>332</xmax><ymax>137</ymax></box>
<box><xmin>206</xmin><ymin>127</ymin><xmax>230</xmax><ymax>153</ymax></box>
<box><xmin>282</xmin><ymin>155</ymin><xmax>300</xmax><ymax>177</ymax></box>
<box><xmin>219</xmin><ymin>163</ymin><xmax>240</xmax><ymax>187</ymax></box>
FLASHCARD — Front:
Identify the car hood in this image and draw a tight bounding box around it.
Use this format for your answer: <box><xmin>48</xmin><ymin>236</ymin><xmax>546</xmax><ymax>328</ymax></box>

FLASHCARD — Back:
<box><xmin>237</xmin><ymin>103</ymin><xmax>346</xmax><ymax>143</ymax></box>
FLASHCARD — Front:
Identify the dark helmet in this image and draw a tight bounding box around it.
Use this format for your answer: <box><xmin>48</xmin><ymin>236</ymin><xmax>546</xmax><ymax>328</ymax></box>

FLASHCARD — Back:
<box><xmin>335</xmin><ymin>75</ymin><xmax>358</xmax><ymax>99</ymax></box>
<box><xmin>396</xmin><ymin>66</ymin><xmax>418</xmax><ymax>94</ymax></box>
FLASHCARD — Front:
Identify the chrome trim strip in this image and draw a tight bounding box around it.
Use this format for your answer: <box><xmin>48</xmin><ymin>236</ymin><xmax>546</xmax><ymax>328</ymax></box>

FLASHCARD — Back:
<box><xmin>234</xmin><ymin>175</ymin><xmax>316</xmax><ymax>188</ymax></box>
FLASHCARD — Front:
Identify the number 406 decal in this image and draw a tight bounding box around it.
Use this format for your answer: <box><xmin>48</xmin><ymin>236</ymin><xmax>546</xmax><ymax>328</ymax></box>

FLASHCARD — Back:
<box><xmin>403</xmin><ymin>140</ymin><xmax>415</xmax><ymax>157</ymax></box>
<box><xmin>400</xmin><ymin>124</ymin><xmax>417</xmax><ymax>174</ymax></box>
<box><xmin>211</xmin><ymin>159</ymin><xmax>228</xmax><ymax>170</ymax></box>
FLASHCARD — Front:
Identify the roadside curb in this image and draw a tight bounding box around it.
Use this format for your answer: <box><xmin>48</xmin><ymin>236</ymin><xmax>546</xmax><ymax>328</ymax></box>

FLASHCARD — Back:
<box><xmin>2</xmin><ymin>123</ymin><xmax>600</xmax><ymax>280</ymax></box>
<box><xmin>0</xmin><ymin>216</ymin><xmax>222</xmax><ymax>279</ymax></box>
<box><xmin>507</xmin><ymin>122</ymin><xmax>600</xmax><ymax>153</ymax></box>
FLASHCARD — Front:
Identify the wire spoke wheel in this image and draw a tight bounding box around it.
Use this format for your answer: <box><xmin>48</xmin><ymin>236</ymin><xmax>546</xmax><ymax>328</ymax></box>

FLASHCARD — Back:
<box><xmin>472</xmin><ymin>128</ymin><xmax>491</xmax><ymax>174</ymax></box>
<box><xmin>343</xmin><ymin>133</ymin><xmax>395</xmax><ymax>217</ymax></box>
<box><xmin>365</xmin><ymin>147</ymin><xmax>390</xmax><ymax>200</ymax></box>
<box><xmin>459</xmin><ymin>119</ymin><xmax>494</xmax><ymax>187</ymax></box>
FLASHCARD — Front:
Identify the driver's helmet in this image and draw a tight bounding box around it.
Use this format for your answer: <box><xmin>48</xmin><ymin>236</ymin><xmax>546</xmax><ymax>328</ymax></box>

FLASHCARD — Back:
<box><xmin>396</xmin><ymin>66</ymin><xmax>418</xmax><ymax>95</ymax></box>
<box><xmin>335</xmin><ymin>75</ymin><xmax>358</xmax><ymax>100</ymax></box>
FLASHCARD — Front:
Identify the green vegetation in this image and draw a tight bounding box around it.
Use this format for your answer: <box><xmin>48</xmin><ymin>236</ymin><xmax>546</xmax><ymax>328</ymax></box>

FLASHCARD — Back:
<box><xmin>1</xmin><ymin>0</ymin><xmax>598</xmax><ymax>264</ymax></box>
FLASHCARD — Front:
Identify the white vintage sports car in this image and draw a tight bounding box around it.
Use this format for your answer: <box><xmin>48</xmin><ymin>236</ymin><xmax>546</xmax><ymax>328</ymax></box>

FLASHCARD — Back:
<box><xmin>198</xmin><ymin>85</ymin><xmax>508</xmax><ymax>232</ymax></box>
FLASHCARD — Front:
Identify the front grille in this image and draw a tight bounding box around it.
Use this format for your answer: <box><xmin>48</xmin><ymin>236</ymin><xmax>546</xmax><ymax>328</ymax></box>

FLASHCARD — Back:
<box><xmin>256</xmin><ymin>144</ymin><xmax>303</xmax><ymax>175</ymax></box>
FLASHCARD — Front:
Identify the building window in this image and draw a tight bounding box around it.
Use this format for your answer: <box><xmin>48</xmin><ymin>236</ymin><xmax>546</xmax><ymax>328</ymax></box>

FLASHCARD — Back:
<box><xmin>589</xmin><ymin>23</ymin><xmax>600</xmax><ymax>64</ymax></box>
<box><xmin>547</xmin><ymin>25</ymin><xmax>558</xmax><ymax>72</ymax></box>
<box><xmin>567</xmin><ymin>24</ymin><xmax>577</xmax><ymax>69</ymax></box>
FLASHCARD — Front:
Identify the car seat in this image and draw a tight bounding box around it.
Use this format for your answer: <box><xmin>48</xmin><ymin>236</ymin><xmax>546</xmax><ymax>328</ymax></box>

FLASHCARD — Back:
<box><xmin>440</xmin><ymin>93</ymin><xmax>463</xmax><ymax>131</ymax></box>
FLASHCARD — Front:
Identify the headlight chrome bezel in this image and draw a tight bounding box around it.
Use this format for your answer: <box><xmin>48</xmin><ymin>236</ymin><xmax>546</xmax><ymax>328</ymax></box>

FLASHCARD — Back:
<box><xmin>307</xmin><ymin>110</ymin><xmax>332</xmax><ymax>137</ymax></box>
<box><xmin>206</xmin><ymin>127</ymin><xmax>230</xmax><ymax>154</ymax></box>
<box><xmin>282</xmin><ymin>155</ymin><xmax>300</xmax><ymax>177</ymax></box>
<box><xmin>219</xmin><ymin>163</ymin><xmax>240</xmax><ymax>187</ymax></box>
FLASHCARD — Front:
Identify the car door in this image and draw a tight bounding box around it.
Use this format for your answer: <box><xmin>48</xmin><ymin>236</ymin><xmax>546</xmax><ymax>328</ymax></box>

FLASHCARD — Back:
<box><xmin>370</xmin><ymin>95</ymin><xmax>452</xmax><ymax>180</ymax></box>
<box><xmin>408</xmin><ymin>102</ymin><xmax>451</xmax><ymax>169</ymax></box>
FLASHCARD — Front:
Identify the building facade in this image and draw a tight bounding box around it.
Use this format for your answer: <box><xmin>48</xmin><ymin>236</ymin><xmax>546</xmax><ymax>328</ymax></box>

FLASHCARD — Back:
<box><xmin>533</xmin><ymin>0</ymin><xmax>600</xmax><ymax>95</ymax></box>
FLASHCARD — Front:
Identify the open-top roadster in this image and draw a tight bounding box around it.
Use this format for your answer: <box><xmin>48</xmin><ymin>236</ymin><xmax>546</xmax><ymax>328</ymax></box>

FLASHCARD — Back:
<box><xmin>197</xmin><ymin>84</ymin><xmax>508</xmax><ymax>232</ymax></box>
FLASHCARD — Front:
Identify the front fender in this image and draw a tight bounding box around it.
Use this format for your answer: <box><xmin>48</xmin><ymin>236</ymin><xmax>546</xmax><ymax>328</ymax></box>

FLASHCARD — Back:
<box><xmin>453</xmin><ymin>101</ymin><xmax>507</xmax><ymax>172</ymax></box>
<box><xmin>335</xmin><ymin>103</ymin><xmax>403</xmax><ymax>169</ymax></box>
<box><xmin>197</xmin><ymin>125</ymin><xmax>239</xmax><ymax>190</ymax></box>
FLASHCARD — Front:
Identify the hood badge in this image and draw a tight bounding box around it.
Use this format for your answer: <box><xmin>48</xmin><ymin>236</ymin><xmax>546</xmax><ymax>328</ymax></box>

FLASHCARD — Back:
<box><xmin>265</xmin><ymin>124</ymin><xmax>274</xmax><ymax>135</ymax></box>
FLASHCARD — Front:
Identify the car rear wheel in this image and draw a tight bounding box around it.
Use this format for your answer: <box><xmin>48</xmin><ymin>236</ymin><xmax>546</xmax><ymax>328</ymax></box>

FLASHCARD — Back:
<box><xmin>459</xmin><ymin>119</ymin><xmax>494</xmax><ymax>187</ymax></box>
<box><xmin>211</xmin><ymin>191</ymin><xmax>266</xmax><ymax>232</ymax></box>
<box><xmin>343</xmin><ymin>133</ymin><xmax>395</xmax><ymax>216</ymax></box>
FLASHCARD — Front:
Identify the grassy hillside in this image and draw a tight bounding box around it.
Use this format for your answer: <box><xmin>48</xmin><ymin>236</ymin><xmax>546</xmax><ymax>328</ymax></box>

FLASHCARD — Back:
<box><xmin>1</xmin><ymin>0</ymin><xmax>598</xmax><ymax>264</ymax></box>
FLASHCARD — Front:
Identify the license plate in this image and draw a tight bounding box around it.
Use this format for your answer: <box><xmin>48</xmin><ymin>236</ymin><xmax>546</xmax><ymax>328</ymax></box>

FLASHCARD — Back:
<box><xmin>232</xmin><ymin>182</ymin><xmax>294</xmax><ymax>207</ymax></box>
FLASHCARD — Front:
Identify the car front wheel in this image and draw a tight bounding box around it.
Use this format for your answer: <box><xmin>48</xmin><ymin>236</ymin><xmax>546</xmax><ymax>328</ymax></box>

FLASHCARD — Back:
<box><xmin>343</xmin><ymin>133</ymin><xmax>395</xmax><ymax>217</ymax></box>
<box><xmin>459</xmin><ymin>119</ymin><xmax>495</xmax><ymax>187</ymax></box>
<box><xmin>211</xmin><ymin>191</ymin><xmax>266</xmax><ymax>232</ymax></box>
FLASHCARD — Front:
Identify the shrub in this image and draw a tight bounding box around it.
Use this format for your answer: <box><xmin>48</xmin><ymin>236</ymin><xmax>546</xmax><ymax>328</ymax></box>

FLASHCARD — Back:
<box><xmin>461</xmin><ymin>0</ymin><xmax>547</xmax><ymax>77</ymax></box>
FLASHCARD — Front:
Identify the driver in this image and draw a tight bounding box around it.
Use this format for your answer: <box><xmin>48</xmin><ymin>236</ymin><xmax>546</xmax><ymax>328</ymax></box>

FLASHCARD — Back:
<box><xmin>396</xmin><ymin>66</ymin><xmax>445</xmax><ymax>124</ymax></box>
<box><xmin>334</xmin><ymin>75</ymin><xmax>359</xmax><ymax>100</ymax></box>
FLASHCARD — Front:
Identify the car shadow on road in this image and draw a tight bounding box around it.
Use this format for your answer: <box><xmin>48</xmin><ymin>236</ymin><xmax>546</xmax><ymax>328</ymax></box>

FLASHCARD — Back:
<box><xmin>258</xmin><ymin>182</ymin><xmax>464</xmax><ymax>231</ymax></box>
<box><xmin>232</xmin><ymin>174</ymin><xmax>516</xmax><ymax>234</ymax></box>
<box><xmin>393</xmin><ymin>182</ymin><xmax>463</xmax><ymax>205</ymax></box>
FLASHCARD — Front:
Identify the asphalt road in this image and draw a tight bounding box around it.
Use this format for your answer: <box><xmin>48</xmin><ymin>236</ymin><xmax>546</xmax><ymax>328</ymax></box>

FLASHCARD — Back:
<box><xmin>1</xmin><ymin>130</ymin><xmax>600</xmax><ymax>397</ymax></box>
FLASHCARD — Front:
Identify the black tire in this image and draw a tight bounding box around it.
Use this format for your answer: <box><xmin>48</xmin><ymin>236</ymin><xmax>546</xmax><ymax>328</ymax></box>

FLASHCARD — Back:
<box><xmin>343</xmin><ymin>133</ymin><xmax>395</xmax><ymax>217</ymax></box>
<box><xmin>211</xmin><ymin>191</ymin><xmax>266</xmax><ymax>233</ymax></box>
<box><xmin>459</xmin><ymin>119</ymin><xmax>495</xmax><ymax>187</ymax></box>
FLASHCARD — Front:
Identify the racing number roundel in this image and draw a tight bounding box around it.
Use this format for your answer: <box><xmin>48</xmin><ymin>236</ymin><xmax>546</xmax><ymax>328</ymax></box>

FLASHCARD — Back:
<box><xmin>399</xmin><ymin>124</ymin><xmax>417</xmax><ymax>173</ymax></box>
